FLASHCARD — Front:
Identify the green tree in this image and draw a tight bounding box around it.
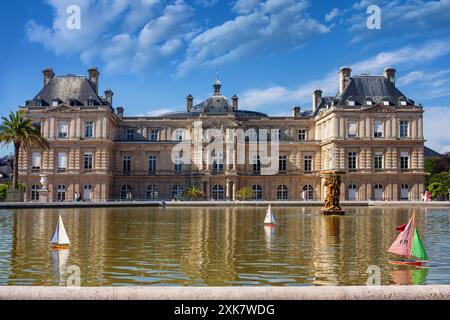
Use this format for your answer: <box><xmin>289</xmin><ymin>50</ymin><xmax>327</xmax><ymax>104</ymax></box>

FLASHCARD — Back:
<box><xmin>236</xmin><ymin>187</ymin><xmax>253</xmax><ymax>200</ymax></box>
<box><xmin>0</xmin><ymin>111</ymin><xmax>49</xmax><ymax>190</ymax></box>
<box><xmin>428</xmin><ymin>182</ymin><xmax>448</xmax><ymax>199</ymax></box>
<box><xmin>186</xmin><ymin>186</ymin><xmax>205</xmax><ymax>200</ymax></box>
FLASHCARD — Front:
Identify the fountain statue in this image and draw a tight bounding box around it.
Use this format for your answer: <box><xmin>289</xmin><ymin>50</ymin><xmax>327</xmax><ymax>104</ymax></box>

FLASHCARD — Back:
<box><xmin>320</xmin><ymin>148</ymin><xmax>345</xmax><ymax>215</ymax></box>
<box><xmin>38</xmin><ymin>174</ymin><xmax>50</xmax><ymax>203</ymax></box>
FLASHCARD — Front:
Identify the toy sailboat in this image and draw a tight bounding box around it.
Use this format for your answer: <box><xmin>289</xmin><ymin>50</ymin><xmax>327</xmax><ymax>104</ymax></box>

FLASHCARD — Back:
<box><xmin>50</xmin><ymin>215</ymin><xmax>71</xmax><ymax>250</ymax></box>
<box><xmin>387</xmin><ymin>214</ymin><xmax>429</xmax><ymax>266</ymax></box>
<box><xmin>264</xmin><ymin>205</ymin><xmax>276</xmax><ymax>226</ymax></box>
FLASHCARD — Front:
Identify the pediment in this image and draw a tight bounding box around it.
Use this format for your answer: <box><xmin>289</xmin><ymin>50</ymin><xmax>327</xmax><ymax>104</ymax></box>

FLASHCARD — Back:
<box><xmin>47</xmin><ymin>104</ymin><xmax>79</xmax><ymax>113</ymax></box>
<box><xmin>362</xmin><ymin>103</ymin><xmax>395</xmax><ymax>112</ymax></box>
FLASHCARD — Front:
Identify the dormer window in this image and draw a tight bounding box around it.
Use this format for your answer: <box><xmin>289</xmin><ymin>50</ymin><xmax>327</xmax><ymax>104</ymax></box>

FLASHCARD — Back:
<box><xmin>35</xmin><ymin>99</ymin><xmax>43</xmax><ymax>107</ymax></box>
<box><xmin>69</xmin><ymin>99</ymin><xmax>77</xmax><ymax>107</ymax></box>
<box><xmin>366</xmin><ymin>100</ymin><xmax>373</xmax><ymax>106</ymax></box>
<box><xmin>52</xmin><ymin>99</ymin><xmax>60</xmax><ymax>107</ymax></box>
<box><xmin>400</xmin><ymin>101</ymin><xmax>407</xmax><ymax>106</ymax></box>
<box><xmin>348</xmin><ymin>100</ymin><xmax>355</xmax><ymax>106</ymax></box>
<box><xmin>383</xmin><ymin>100</ymin><xmax>390</xmax><ymax>106</ymax></box>
<box><xmin>86</xmin><ymin>99</ymin><xmax>95</xmax><ymax>107</ymax></box>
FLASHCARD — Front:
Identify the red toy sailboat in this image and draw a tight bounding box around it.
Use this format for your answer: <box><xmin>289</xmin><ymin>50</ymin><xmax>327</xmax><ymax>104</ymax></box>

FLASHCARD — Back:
<box><xmin>387</xmin><ymin>214</ymin><xmax>429</xmax><ymax>266</ymax></box>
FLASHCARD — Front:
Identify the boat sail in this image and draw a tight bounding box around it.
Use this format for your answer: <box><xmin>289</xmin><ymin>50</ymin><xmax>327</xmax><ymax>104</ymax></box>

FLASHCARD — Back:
<box><xmin>387</xmin><ymin>214</ymin><xmax>429</xmax><ymax>265</ymax></box>
<box><xmin>264</xmin><ymin>205</ymin><xmax>276</xmax><ymax>226</ymax></box>
<box><xmin>50</xmin><ymin>215</ymin><xmax>71</xmax><ymax>249</ymax></box>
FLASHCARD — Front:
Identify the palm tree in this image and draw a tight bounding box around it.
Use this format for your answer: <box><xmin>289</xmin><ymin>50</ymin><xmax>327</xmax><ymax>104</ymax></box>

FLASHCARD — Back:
<box><xmin>0</xmin><ymin>111</ymin><xmax>49</xmax><ymax>192</ymax></box>
<box><xmin>186</xmin><ymin>186</ymin><xmax>205</xmax><ymax>200</ymax></box>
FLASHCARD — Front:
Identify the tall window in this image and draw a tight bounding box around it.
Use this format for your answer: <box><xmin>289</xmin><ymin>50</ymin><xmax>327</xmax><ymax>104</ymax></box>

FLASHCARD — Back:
<box><xmin>212</xmin><ymin>153</ymin><xmax>224</xmax><ymax>173</ymax></box>
<box><xmin>172</xmin><ymin>185</ymin><xmax>183</xmax><ymax>199</ymax></box>
<box><xmin>33</xmin><ymin>122</ymin><xmax>42</xmax><ymax>136</ymax></box>
<box><xmin>252</xmin><ymin>155</ymin><xmax>261</xmax><ymax>173</ymax></box>
<box><xmin>374</xmin><ymin>120</ymin><xmax>383</xmax><ymax>138</ymax></box>
<box><xmin>57</xmin><ymin>185</ymin><xmax>66</xmax><ymax>202</ymax></box>
<box><xmin>400</xmin><ymin>152</ymin><xmax>409</xmax><ymax>171</ymax></box>
<box><xmin>348</xmin><ymin>121</ymin><xmax>357</xmax><ymax>138</ymax></box>
<box><xmin>148</xmin><ymin>155</ymin><xmax>156</xmax><ymax>174</ymax></box>
<box><xmin>126</xmin><ymin>129</ymin><xmax>135</xmax><ymax>141</ymax></box>
<box><xmin>32</xmin><ymin>152</ymin><xmax>41</xmax><ymax>171</ymax></box>
<box><xmin>348</xmin><ymin>152</ymin><xmax>357</xmax><ymax>170</ymax></box>
<box><xmin>58</xmin><ymin>121</ymin><xmax>68</xmax><ymax>138</ymax></box>
<box><xmin>298</xmin><ymin>129</ymin><xmax>306</xmax><ymax>141</ymax></box>
<box><xmin>57</xmin><ymin>152</ymin><xmax>67</xmax><ymax>171</ymax></box>
<box><xmin>374</xmin><ymin>184</ymin><xmax>383</xmax><ymax>200</ymax></box>
<box><xmin>348</xmin><ymin>184</ymin><xmax>357</xmax><ymax>201</ymax></box>
<box><xmin>123</xmin><ymin>155</ymin><xmax>131</xmax><ymax>173</ymax></box>
<box><xmin>121</xmin><ymin>185</ymin><xmax>132</xmax><ymax>200</ymax></box>
<box><xmin>149</xmin><ymin>129</ymin><xmax>159</xmax><ymax>141</ymax></box>
<box><xmin>175</xmin><ymin>129</ymin><xmax>184</xmax><ymax>141</ymax></box>
<box><xmin>400</xmin><ymin>184</ymin><xmax>409</xmax><ymax>200</ymax></box>
<box><xmin>83</xmin><ymin>152</ymin><xmax>93</xmax><ymax>170</ymax></box>
<box><xmin>303</xmin><ymin>185</ymin><xmax>314</xmax><ymax>200</ymax></box>
<box><xmin>174</xmin><ymin>155</ymin><xmax>183</xmax><ymax>173</ymax></box>
<box><xmin>304</xmin><ymin>155</ymin><xmax>312</xmax><ymax>172</ymax></box>
<box><xmin>277</xmin><ymin>129</ymin><xmax>282</xmax><ymax>140</ymax></box>
<box><xmin>374</xmin><ymin>152</ymin><xmax>383</xmax><ymax>170</ymax></box>
<box><xmin>279</xmin><ymin>156</ymin><xmax>287</xmax><ymax>173</ymax></box>
<box><xmin>252</xmin><ymin>185</ymin><xmax>263</xmax><ymax>200</ymax></box>
<box><xmin>400</xmin><ymin>121</ymin><xmax>409</xmax><ymax>138</ymax></box>
<box><xmin>212</xmin><ymin>185</ymin><xmax>224</xmax><ymax>200</ymax></box>
<box><xmin>277</xmin><ymin>185</ymin><xmax>288</xmax><ymax>200</ymax></box>
<box><xmin>147</xmin><ymin>185</ymin><xmax>159</xmax><ymax>200</ymax></box>
<box><xmin>31</xmin><ymin>185</ymin><xmax>40</xmax><ymax>201</ymax></box>
<box><xmin>85</xmin><ymin>121</ymin><xmax>94</xmax><ymax>138</ymax></box>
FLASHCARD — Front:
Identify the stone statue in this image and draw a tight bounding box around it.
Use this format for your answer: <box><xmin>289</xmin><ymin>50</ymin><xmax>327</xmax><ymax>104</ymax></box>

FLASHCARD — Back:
<box><xmin>321</xmin><ymin>171</ymin><xmax>344</xmax><ymax>215</ymax></box>
<box><xmin>39</xmin><ymin>174</ymin><xmax>48</xmax><ymax>190</ymax></box>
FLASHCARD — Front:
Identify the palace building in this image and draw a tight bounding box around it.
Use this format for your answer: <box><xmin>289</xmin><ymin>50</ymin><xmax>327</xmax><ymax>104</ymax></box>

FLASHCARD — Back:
<box><xmin>19</xmin><ymin>66</ymin><xmax>425</xmax><ymax>202</ymax></box>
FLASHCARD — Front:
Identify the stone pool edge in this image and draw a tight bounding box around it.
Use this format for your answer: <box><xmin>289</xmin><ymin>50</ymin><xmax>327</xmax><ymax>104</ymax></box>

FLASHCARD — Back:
<box><xmin>0</xmin><ymin>286</ymin><xmax>449</xmax><ymax>300</ymax></box>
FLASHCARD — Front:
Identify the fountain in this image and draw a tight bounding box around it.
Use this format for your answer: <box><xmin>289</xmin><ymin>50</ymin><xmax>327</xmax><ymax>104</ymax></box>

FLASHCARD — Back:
<box><xmin>320</xmin><ymin>148</ymin><xmax>345</xmax><ymax>215</ymax></box>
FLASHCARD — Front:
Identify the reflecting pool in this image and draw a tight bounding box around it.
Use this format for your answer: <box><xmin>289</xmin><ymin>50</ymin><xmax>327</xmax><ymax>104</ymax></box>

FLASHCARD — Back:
<box><xmin>0</xmin><ymin>206</ymin><xmax>449</xmax><ymax>286</ymax></box>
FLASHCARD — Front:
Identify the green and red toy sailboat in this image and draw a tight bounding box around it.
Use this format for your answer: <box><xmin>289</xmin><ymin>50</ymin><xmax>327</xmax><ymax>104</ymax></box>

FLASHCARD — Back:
<box><xmin>387</xmin><ymin>214</ymin><xmax>429</xmax><ymax>266</ymax></box>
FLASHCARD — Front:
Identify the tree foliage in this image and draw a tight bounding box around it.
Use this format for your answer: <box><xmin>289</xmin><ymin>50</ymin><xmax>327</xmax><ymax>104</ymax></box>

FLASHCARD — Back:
<box><xmin>236</xmin><ymin>187</ymin><xmax>253</xmax><ymax>200</ymax></box>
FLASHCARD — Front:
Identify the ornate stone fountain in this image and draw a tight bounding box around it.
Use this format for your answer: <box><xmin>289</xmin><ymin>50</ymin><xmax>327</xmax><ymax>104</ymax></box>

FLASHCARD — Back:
<box><xmin>320</xmin><ymin>148</ymin><xmax>345</xmax><ymax>215</ymax></box>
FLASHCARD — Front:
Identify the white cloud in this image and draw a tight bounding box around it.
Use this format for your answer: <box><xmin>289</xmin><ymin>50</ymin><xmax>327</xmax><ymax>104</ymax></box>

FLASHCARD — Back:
<box><xmin>325</xmin><ymin>8</ymin><xmax>342</xmax><ymax>22</ymax></box>
<box><xmin>232</xmin><ymin>0</ymin><xmax>261</xmax><ymax>14</ymax></box>
<box><xmin>135</xmin><ymin>108</ymin><xmax>177</xmax><ymax>116</ymax></box>
<box><xmin>176</xmin><ymin>0</ymin><xmax>329</xmax><ymax>76</ymax></box>
<box><xmin>26</xmin><ymin>0</ymin><xmax>194</xmax><ymax>74</ymax></box>
<box><xmin>424</xmin><ymin>107</ymin><xmax>450</xmax><ymax>153</ymax></box>
<box><xmin>239</xmin><ymin>40</ymin><xmax>450</xmax><ymax>110</ymax></box>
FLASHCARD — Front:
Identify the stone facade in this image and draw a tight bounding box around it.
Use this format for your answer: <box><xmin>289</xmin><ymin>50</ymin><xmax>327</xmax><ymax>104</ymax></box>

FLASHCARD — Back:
<box><xmin>19</xmin><ymin>67</ymin><xmax>425</xmax><ymax>202</ymax></box>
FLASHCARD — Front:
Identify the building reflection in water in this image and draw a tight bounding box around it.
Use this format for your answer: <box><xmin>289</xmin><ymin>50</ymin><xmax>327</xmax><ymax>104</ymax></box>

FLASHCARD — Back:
<box><xmin>1</xmin><ymin>206</ymin><xmax>434</xmax><ymax>286</ymax></box>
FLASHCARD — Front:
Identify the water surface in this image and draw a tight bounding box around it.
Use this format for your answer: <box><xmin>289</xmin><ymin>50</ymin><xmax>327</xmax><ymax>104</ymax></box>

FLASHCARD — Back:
<box><xmin>0</xmin><ymin>206</ymin><xmax>449</xmax><ymax>286</ymax></box>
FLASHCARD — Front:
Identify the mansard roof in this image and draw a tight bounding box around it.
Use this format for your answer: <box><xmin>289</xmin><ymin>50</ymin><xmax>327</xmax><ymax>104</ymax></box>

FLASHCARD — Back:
<box><xmin>336</xmin><ymin>75</ymin><xmax>412</xmax><ymax>105</ymax></box>
<box><xmin>31</xmin><ymin>75</ymin><xmax>106</xmax><ymax>107</ymax></box>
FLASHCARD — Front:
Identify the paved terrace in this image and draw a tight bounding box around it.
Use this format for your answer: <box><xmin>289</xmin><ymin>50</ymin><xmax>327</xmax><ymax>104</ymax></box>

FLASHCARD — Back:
<box><xmin>0</xmin><ymin>286</ymin><xmax>449</xmax><ymax>300</ymax></box>
<box><xmin>0</xmin><ymin>200</ymin><xmax>449</xmax><ymax>209</ymax></box>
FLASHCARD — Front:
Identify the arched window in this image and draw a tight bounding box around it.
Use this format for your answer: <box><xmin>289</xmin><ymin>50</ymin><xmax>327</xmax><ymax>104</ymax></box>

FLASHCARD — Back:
<box><xmin>31</xmin><ymin>185</ymin><xmax>40</xmax><ymax>201</ymax></box>
<box><xmin>348</xmin><ymin>184</ymin><xmax>357</xmax><ymax>201</ymax></box>
<box><xmin>172</xmin><ymin>185</ymin><xmax>184</xmax><ymax>199</ymax></box>
<box><xmin>212</xmin><ymin>184</ymin><xmax>224</xmax><ymax>200</ymax></box>
<box><xmin>303</xmin><ymin>185</ymin><xmax>314</xmax><ymax>200</ymax></box>
<box><xmin>374</xmin><ymin>184</ymin><xmax>383</xmax><ymax>200</ymax></box>
<box><xmin>252</xmin><ymin>185</ymin><xmax>263</xmax><ymax>200</ymax></box>
<box><xmin>277</xmin><ymin>185</ymin><xmax>288</xmax><ymax>200</ymax></box>
<box><xmin>121</xmin><ymin>185</ymin><xmax>132</xmax><ymax>200</ymax></box>
<box><xmin>57</xmin><ymin>185</ymin><xmax>66</xmax><ymax>202</ymax></box>
<box><xmin>83</xmin><ymin>184</ymin><xmax>92</xmax><ymax>201</ymax></box>
<box><xmin>147</xmin><ymin>185</ymin><xmax>159</xmax><ymax>200</ymax></box>
<box><xmin>400</xmin><ymin>184</ymin><xmax>409</xmax><ymax>200</ymax></box>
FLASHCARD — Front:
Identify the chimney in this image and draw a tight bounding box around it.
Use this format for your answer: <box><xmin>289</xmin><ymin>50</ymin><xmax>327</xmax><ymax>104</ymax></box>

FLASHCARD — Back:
<box><xmin>231</xmin><ymin>94</ymin><xmax>239</xmax><ymax>111</ymax></box>
<box><xmin>384</xmin><ymin>66</ymin><xmax>396</xmax><ymax>84</ymax></box>
<box><xmin>88</xmin><ymin>67</ymin><xmax>100</xmax><ymax>94</ymax></box>
<box><xmin>292</xmin><ymin>106</ymin><xmax>301</xmax><ymax>118</ymax></box>
<box><xmin>42</xmin><ymin>68</ymin><xmax>55</xmax><ymax>86</ymax></box>
<box><xmin>312</xmin><ymin>89</ymin><xmax>322</xmax><ymax>114</ymax></box>
<box><xmin>105</xmin><ymin>89</ymin><xmax>113</xmax><ymax>106</ymax></box>
<box><xmin>116</xmin><ymin>106</ymin><xmax>124</xmax><ymax>119</ymax></box>
<box><xmin>186</xmin><ymin>94</ymin><xmax>193</xmax><ymax>112</ymax></box>
<box><xmin>339</xmin><ymin>66</ymin><xmax>352</xmax><ymax>94</ymax></box>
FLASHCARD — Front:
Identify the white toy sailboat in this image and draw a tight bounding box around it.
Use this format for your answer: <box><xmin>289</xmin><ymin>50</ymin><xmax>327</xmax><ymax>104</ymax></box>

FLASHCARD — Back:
<box><xmin>50</xmin><ymin>215</ymin><xmax>71</xmax><ymax>249</ymax></box>
<box><xmin>264</xmin><ymin>205</ymin><xmax>276</xmax><ymax>226</ymax></box>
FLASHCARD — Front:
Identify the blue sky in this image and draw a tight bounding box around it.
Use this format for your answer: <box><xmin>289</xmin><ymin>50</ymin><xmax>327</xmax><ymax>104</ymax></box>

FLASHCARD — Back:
<box><xmin>1</xmin><ymin>0</ymin><xmax>450</xmax><ymax>154</ymax></box>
